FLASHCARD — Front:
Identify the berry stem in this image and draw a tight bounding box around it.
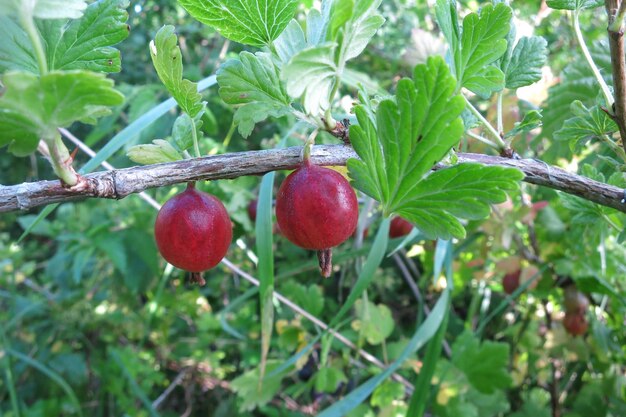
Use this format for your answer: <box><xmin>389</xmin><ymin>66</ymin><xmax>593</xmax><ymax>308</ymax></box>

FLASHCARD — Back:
<box><xmin>317</xmin><ymin>249</ymin><xmax>333</xmax><ymax>278</ymax></box>
<box><xmin>189</xmin><ymin>272</ymin><xmax>206</xmax><ymax>286</ymax></box>
<box><xmin>302</xmin><ymin>130</ymin><xmax>319</xmax><ymax>164</ymax></box>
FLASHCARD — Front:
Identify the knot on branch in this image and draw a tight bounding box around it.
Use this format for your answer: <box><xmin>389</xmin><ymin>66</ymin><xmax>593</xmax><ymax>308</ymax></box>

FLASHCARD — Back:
<box><xmin>62</xmin><ymin>173</ymin><xmax>119</xmax><ymax>200</ymax></box>
<box><xmin>329</xmin><ymin>118</ymin><xmax>351</xmax><ymax>144</ymax></box>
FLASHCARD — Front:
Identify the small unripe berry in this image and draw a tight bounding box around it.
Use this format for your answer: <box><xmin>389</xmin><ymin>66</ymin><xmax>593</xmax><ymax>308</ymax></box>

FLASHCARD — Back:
<box><xmin>389</xmin><ymin>217</ymin><xmax>413</xmax><ymax>238</ymax></box>
<box><xmin>154</xmin><ymin>183</ymin><xmax>232</xmax><ymax>284</ymax></box>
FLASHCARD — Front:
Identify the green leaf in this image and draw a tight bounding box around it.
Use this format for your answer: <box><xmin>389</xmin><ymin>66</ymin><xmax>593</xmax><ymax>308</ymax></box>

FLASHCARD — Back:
<box><xmin>329</xmin><ymin>0</ymin><xmax>354</xmax><ymax>39</ymax></box>
<box><xmin>231</xmin><ymin>362</ymin><xmax>285</xmax><ymax>411</ymax></box>
<box><xmin>217</xmin><ymin>51</ymin><xmax>292</xmax><ymax>137</ymax></box>
<box><xmin>505</xmin><ymin>110</ymin><xmax>543</xmax><ymax>139</ymax></box>
<box><xmin>273</xmin><ymin>19</ymin><xmax>307</xmax><ymax>64</ymax></box>
<box><xmin>503</xmin><ymin>36</ymin><xmax>548</xmax><ymax>89</ymax></box>
<box><xmin>314</xmin><ymin>367</ymin><xmax>348</xmax><ymax>393</ymax></box>
<box><xmin>0</xmin><ymin>70</ymin><xmax>124</xmax><ymax>156</ymax></box>
<box><xmin>0</xmin><ymin>17</ymin><xmax>39</xmax><ymax>73</ymax></box>
<box><xmin>437</xmin><ymin>1</ymin><xmax>511</xmax><ymax>97</ymax></box>
<box><xmin>1</xmin><ymin>1</ymin><xmax>129</xmax><ymax>74</ymax></box>
<box><xmin>451</xmin><ymin>331</ymin><xmax>513</xmax><ymax>394</ymax></box>
<box><xmin>282</xmin><ymin>282</ymin><xmax>325</xmax><ymax>317</ymax></box>
<box><xmin>282</xmin><ymin>43</ymin><xmax>338</xmax><ymax>115</ymax></box>
<box><xmin>546</xmin><ymin>0</ymin><xmax>603</xmax><ymax>10</ymax></box>
<box><xmin>348</xmin><ymin>57</ymin><xmax>464</xmax><ymax>211</ymax></box>
<box><xmin>540</xmin><ymin>41</ymin><xmax>610</xmax><ymax>145</ymax></box>
<box><xmin>127</xmin><ymin>139</ymin><xmax>183</xmax><ymax>165</ymax></box>
<box><xmin>353</xmin><ymin>300</ymin><xmax>395</xmax><ymax>345</ymax></box>
<box><xmin>39</xmin><ymin>0</ymin><xmax>130</xmax><ymax>73</ymax></box>
<box><xmin>554</xmin><ymin>101</ymin><xmax>618</xmax><ymax>152</ymax></box>
<box><xmin>150</xmin><ymin>25</ymin><xmax>203</xmax><ymax>117</ymax></box>
<box><xmin>1</xmin><ymin>0</ymin><xmax>87</xmax><ymax>19</ymax></box>
<box><xmin>340</xmin><ymin>0</ymin><xmax>385</xmax><ymax>62</ymax></box>
<box><xmin>178</xmin><ymin>0</ymin><xmax>298</xmax><ymax>47</ymax></box>
<box><xmin>349</xmin><ymin>57</ymin><xmax>521</xmax><ymax>239</ymax></box>
<box><xmin>508</xmin><ymin>389</ymin><xmax>551</xmax><ymax>417</ymax></box>
<box><xmin>172</xmin><ymin>113</ymin><xmax>195</xmax><ymax>151</ymax></box>
<box><xmin>371</xmin><ymin>380</ymin><xmax>405</xmax><ymax>408</ymax></box>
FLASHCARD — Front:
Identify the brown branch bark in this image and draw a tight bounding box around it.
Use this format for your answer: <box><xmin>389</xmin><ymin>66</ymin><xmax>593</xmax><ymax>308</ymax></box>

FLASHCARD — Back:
<box><xmin>1</xmin><ymin>145</ymin><xmax>626</xmax><ymax>213</ymax></box>
<box><xmin>606</xmin><ymin>0</ymin><xmax>626</xmax><ymax>151</ymax></box>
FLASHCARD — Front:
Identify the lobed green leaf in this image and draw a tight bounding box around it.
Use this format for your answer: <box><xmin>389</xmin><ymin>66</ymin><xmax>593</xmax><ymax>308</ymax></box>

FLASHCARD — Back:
<box><xmin>150</xmin><ymin>25</ymin><xmax>204</xmax><ymax>118</ymax></box>
<box><xmin>217</xmin><ymin>51</ymin><xmax>292</xmax><ymax>137</ymax></box>
<box><xmin>554</xmin><ymin>101</ymin><xmax>618</xmax><ymax>153</ymax></box>
<box><xmin>0</xmin><ymin>70</ymin><xmax>124</xmax><ymax>156</ymax></box>
<box><xmin>452</xmin><ymin>331</ymin><xmax>513</xmax><ymax>394</ymax></box>
<box><xmin>0</xmin><ymin>0</ymin><xmax>87</xmax><ymax>19</ymax></box>
<box><xmin>546</xmin><ymin>0</ymin><xmax>603</xmax><ymax>10</ymax></box>
<box><xmin>282</xmin><ymin>43</ymin><xmax>338</xmax><ymax>115</ymax></box>
<box><xmin>348</xmin><ymin>56</ymin><xmax>523</xmax><ymax>239</ymax></box>
<box><xmin>126</xmin><ymin>139</ymin><xmax>183</xmax><ymax>165</ymax></box>
<box><xmin>178</xmin><ymin>0</ymin><xmax>298</xmax><ymax>47</ymax></box>
<box><xmin>436</xmin><ymin>0</ymin><xmax>511</xmax><ymax>97</ymax></box>
<box><xmin>503</xmin><ymin>36</ymin><xmax>548</xmax><ymax>89</ymax></box>
<box><xmin>40</xmin><ymin>0</ymin><xmax>130</xmax><ymax>73</ymax></box>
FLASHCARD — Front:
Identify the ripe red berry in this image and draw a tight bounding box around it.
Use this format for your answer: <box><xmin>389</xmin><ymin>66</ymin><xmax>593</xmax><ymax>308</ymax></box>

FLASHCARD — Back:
<box><xmin>502</xmin><ymin>270</ymin><xmax>521</xmax><ymax>295</ymax></box>
<box><xmin>563</xmin><ymin>312</ymin><xmax>588</xmax><ymax>336</ymax></box>
<box><xmin>276</xmin><ymin>162</ymin><xmax>358</xmax><ymax>277</ymax></box>
<box><xmin>248</xmin><ymin>199</ymin><xmax>258</xmax><ymax>222</ymax></box>
<box><xmin>155</xmin><ymin>183</ymin><xmax>232</xmax><ymax>284</ymax></box>
<box><xmin>389</xmin><ymin>217</ymin><xmax>413</xmax><ymax>238</ymax></box>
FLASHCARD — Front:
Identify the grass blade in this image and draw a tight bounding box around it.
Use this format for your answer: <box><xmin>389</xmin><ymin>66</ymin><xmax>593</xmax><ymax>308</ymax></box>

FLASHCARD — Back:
<box><xmin>256</xmin><ymin>171</ymin><xmax>276</xmax><ymax>383</ymax></box>
<box><xmin>406</xmin><ymin>302</ymin><xmax>450</xmax><ymax>416</ymax></box>
<box><xmin>6</xmin><ymin>348</ymin><xmax>84</xmax><ymax>417</ymax></box>
<box><xmin>328</xmin><ymin>217</ymin><xmax>390</xmax><ymax>329</ymax></box>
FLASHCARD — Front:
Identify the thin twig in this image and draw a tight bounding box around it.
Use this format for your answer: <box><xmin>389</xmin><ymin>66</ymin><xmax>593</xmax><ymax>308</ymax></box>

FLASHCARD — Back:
<box><xmin>2</xmin><ymin>145</ymin><xmax>626</xmax><ymax>214</ymax></box>
<box><xmin>152</xmin><ymin>367</ymin><xmax>190</xmax><ymax>409</ymax></box>
<box><xmin>606</xmin><ymin>1</ymin><xmax>626</xmax><ymax>151</ymax></box>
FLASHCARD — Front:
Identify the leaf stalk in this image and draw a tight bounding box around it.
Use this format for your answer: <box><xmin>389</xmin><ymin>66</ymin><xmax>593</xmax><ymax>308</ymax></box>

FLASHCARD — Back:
<box><xmin>573</xmin><ymin>10</ymin><xmax>615</xmax><ymax>108</ymax></box>
<box><xmin>463</xmin><ymin>96</ymin><xmax>507</xmax><ymax>150</ymax></box>
<box><xmin>19</xmin><ymin>11</ymin><xmax>48</xmax><ymax>76</ymax></box>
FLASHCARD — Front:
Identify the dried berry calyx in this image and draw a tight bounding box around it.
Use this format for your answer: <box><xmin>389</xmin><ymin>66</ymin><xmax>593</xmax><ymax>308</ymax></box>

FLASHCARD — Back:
<box><xmin>276</xmin><ymin>161</ymin><xmax>358</xmax><ymax>277</ymax></box>
<box><xmin>389</xmin><ymin>217</ymin><xmax>413</xmax><ymax>238</ymax></box>
<box><xmin>154</xmin><ymin>182</ymin><xmax>232</xmax><ymax>285</ymax></box>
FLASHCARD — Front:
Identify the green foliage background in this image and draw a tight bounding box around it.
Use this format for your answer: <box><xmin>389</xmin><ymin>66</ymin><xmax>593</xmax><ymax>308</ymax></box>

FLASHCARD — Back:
<box><xmin>1</xmin><ymin>1</ymin><xmax>625</xmax><ymax>417</ymax></box>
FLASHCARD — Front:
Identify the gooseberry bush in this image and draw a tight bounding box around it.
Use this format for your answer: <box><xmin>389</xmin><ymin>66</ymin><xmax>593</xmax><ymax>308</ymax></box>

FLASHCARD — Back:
<box><xmin>1</xmin><ymin>0</ymin><xmax>625</xmax><ymax>416</ymax></box>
